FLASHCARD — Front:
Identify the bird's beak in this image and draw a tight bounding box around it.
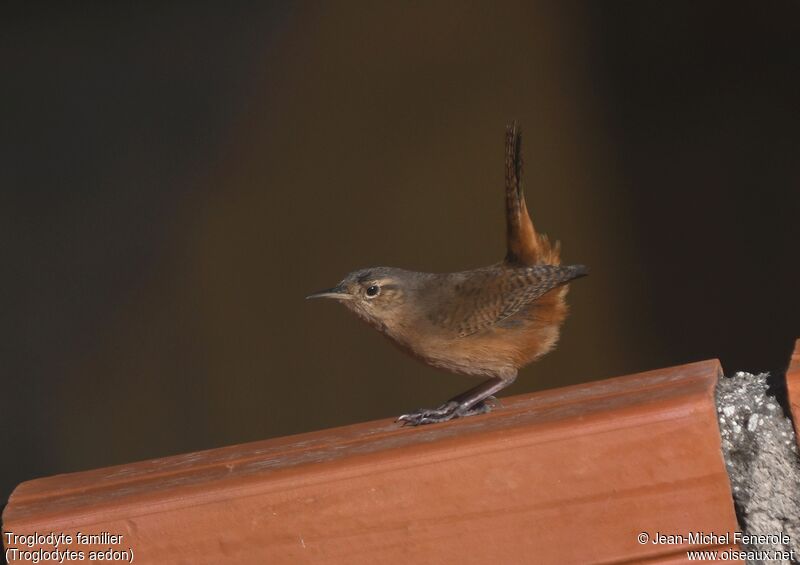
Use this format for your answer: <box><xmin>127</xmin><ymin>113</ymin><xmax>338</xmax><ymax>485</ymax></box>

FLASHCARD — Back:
<box><xmin>306</xmin><ymin>285</ymin><xmax>354</xmax><ymax>300</ymax></box>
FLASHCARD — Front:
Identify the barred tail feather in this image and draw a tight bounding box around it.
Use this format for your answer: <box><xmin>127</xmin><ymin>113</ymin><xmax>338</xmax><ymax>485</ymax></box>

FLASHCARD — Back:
<box><xmin>504</xmin><ymin>122</ymin><xmax>560</xmax><ymax>266</ymax></box>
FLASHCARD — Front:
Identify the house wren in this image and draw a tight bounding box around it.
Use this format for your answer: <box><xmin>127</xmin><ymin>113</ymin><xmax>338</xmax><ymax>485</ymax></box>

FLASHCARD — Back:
<box><xmin>308</xmin><ymin>123</ymin><xmax>587</xmax><ymax>425</ymax></box>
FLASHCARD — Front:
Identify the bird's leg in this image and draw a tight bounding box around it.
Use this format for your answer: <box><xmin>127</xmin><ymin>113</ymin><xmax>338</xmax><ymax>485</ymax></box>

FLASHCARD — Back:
<box><xmin>397</xmin><ymin>375</ymin><xmax>514</xmax><ymax>426</ymax></box>
<box><xmin>459</xmin><ymin>396</ymin><xmax>498</xmax><ymax>417</ymax></box>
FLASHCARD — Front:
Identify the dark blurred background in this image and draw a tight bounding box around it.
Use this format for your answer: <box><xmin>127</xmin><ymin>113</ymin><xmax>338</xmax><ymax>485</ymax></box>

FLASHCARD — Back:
<box><xmin>3</xmin><ymin>1</ymin><xmax>799</xmax><ymax>516</ymax></box>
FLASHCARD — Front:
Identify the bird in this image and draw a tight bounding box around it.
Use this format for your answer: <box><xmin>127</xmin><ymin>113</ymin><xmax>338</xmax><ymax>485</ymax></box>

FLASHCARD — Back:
<box><xmin>307</xmin><ymin>123</ymin><xmax>587</xmax><ymax>425</ymax></box>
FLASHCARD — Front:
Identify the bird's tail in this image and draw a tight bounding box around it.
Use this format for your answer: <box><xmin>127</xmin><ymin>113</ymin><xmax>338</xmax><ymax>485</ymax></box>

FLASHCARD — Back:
<box><xmin>504</xmin><ymin>122</ymin><xmax>560</xmax><ymax>266</ymax></box>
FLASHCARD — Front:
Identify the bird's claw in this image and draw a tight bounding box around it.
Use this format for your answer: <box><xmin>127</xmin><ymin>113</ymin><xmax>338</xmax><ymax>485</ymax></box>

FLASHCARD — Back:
<box><xmin>396</xmin><ymin>398</ymin><xmax>497</xmax><ymax>426</ymax></box>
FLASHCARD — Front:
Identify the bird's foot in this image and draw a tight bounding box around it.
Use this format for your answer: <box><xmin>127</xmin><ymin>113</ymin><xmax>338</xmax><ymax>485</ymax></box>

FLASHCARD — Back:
<box><xmin>396</xmin><ymin>401</ymin><xmax>459</xmax><ymax>426</ymax></box>
<box><xmin>397</xmin><ymin>397</ymin><xmax>497</xmax><ymax>426</ymax></box>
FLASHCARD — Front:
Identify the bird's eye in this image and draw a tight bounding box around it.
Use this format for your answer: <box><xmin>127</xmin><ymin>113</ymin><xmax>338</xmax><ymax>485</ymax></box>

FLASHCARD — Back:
<box><xmin>366</xmin><ymin>285</ymin><xmax>380</xmax><ymax>298</ymax></box>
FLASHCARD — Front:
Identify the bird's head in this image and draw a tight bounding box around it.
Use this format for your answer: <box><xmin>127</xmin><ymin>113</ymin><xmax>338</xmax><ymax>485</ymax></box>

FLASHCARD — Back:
<box><xmin>306</xmin><ymin>267</ymin><xmax>414</xmax><ymax>331</ymax></box>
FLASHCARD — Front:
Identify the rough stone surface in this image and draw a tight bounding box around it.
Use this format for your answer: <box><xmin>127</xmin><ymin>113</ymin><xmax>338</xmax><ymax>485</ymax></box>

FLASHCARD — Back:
<box><xmin>716</xmin><ymin>372</ymin><xmax>800</xmax><ymax>564</ymax></box>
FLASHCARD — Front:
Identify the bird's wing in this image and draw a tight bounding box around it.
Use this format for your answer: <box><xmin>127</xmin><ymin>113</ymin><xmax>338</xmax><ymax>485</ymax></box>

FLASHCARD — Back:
<box><xmin>428</xmin><ymin>265</ymin><xmax>588</xmax><ymax>337</ymax></box>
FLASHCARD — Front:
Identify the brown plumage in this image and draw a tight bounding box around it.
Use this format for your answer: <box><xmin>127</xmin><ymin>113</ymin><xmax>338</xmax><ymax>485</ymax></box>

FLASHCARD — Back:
<box><xmin>308</xmin><ymin>123</ymin><xmax>587</xmax><ymax>425</ymax></box>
